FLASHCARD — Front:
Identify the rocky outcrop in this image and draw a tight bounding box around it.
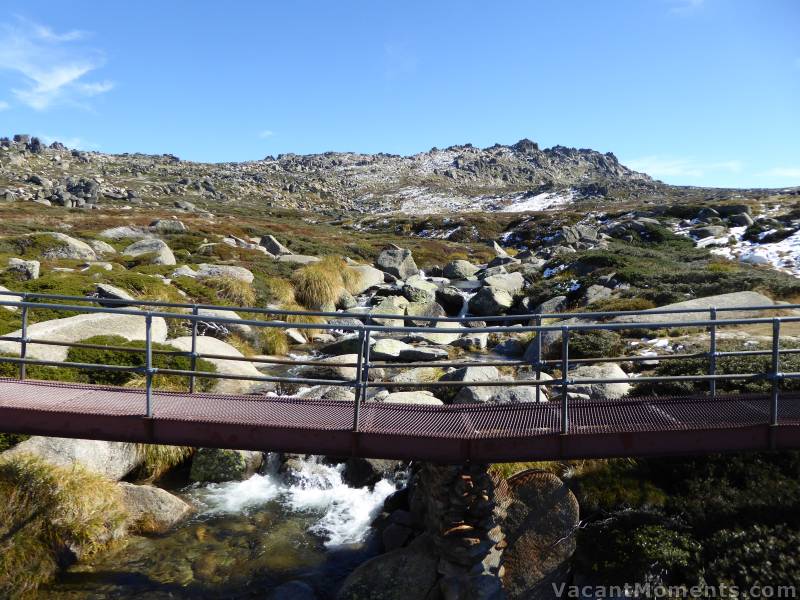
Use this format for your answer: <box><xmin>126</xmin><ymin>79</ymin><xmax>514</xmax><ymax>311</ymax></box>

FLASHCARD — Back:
<box><xmin>259</xmin><ymin>234</ymin><xmax>293</xmax><ymax>255</ymax></box>
<box><xmin>38</xmin><ymin>232</ymin><xmax>98</xmax><ymax>261</ymax></box>
<box><xmin>612</xmin><ymin>291</ymin><xmax>778</xmax><ymax>324</ymax></box>
<box><xmin>196</xmin><ymin>263</ymin><xmax>255</xmax><ymax>283</ymax></box>
<box><xmin>569</xmin><ymin>362</ymin><xmax>630</xmax><ymax>400</ymax></box>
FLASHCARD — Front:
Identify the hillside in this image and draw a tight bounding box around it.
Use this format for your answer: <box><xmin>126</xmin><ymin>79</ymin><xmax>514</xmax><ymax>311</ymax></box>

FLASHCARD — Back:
<box><xmin>3</xmin><ymin>134</ymin><xmax>796</xmax><ymax>215</ymax></box>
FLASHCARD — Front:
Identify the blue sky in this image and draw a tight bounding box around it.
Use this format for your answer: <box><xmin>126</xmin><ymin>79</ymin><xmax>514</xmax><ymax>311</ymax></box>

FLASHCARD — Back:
<box><xmin>0</xmin><ymin>1</ymin><xmax>798</xmax><ymax>188</ymax></box>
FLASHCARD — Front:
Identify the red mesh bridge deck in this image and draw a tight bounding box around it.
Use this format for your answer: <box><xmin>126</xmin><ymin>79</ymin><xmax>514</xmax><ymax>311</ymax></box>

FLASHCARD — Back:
<box><xmin>2</xmin><ymin>378</ymin><xmax>799</xmax><ymax>462</ymax></box>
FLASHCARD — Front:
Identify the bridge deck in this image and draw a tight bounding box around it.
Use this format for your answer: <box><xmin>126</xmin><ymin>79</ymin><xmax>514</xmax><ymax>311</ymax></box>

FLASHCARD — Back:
<box><xmin>2</xmin><ymin>378</ymin><xmax>800</xmax><ymax>462</ymax></box>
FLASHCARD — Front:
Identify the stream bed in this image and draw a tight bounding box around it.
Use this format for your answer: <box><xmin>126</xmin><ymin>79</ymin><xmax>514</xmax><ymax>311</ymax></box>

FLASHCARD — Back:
<box><xmin>41</xmin><ymin>456</ymin><xmax>399</xmax><ymax>599</ymax></box>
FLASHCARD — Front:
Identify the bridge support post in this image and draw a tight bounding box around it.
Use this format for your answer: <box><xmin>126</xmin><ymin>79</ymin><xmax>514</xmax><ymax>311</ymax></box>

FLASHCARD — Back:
<box><xmin>19</xmin><ymin>299</ymin><xmax>28</xmax><ymax>381</ymax></box>
<box><xmin>561</xmin><ymin>326</ymin><xmax>570</xmax><ymax>435</ymax></box>
<box><xmin>353</xmin><ymin>329</ymin><xmax>370</xmax><ymax>433</ymax></box>
<box><xmin>534</xmin><ymin>314</ymin><xmax>543</xmax><ymax>403</ymax></box>
<box><xmin>145</xmin><ymin>314</ymin><xmax>154</xmax><ymax>418</ymax></box>
<box><xmin>770</xmin><ymin>318</ymin><xmax>781</xmax><ymax>429</ymax></box>
<box><xmin>189</xmin><ymin>305</ymin><xmax>198</xmax><ymax>393</ymax></box>
<box><xmin>709</xmin><ymin>307</ymin><xmax>717</xmax><ymax>398</ymax></box>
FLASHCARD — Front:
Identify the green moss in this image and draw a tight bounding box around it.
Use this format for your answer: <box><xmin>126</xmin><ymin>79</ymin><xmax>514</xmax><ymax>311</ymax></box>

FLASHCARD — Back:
<box><xmin>0</xmin><ymin>433</ymin><xmax>28</xmax><ymax>453</ymax></box>
<box><xmin>65</xmin><ymin>335</ymin><xmax>217</xmax><ymax>391</ymax></box>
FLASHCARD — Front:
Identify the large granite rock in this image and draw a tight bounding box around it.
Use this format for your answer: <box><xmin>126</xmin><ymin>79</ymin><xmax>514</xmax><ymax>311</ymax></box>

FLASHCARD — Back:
<box><xmin>259</xmin><ymin>234</ymin><xmax>293</xmax><ymax>256</ymax></box>
<box><xmin>119</xmin><ymin>482</ymin><xmax>194</xmax><ymax>533</ymax></box>
<box><xmin>371</xmin><ymin>338</ymin><xmax>448</xmax><ymax>362</ymax></box>
<box><xmin>348</xmin><ymin>265</ymin><xmax>387</xmax><ymax>294</ymax></box>
<box><xmin>196</xmin><ymin>263</ymin><xmax>255</xmax><ymax>283</ymax></box>
<box><xmin>569</xmin><ymin>362</ymin><xmax>630</xmax><ymax>400</ymax></box>
<box><xmin>469</xmin><ymin>286</ymin><xmax>514</xmax><ymax>316</ymax></box>
<box><xmin>7</xmin><ymin>257</ymin><xmax>40</xmax><ymax>280</ymax></box>
<box><xmin>0</xmin><ymin>312</ymin><xmax>169</xmax><ymax>362</ymax></box>
<box><xmin>443</xmin><ymin>260</ymin><xmax>479</xmax><ymax>280</ymax></box>
<box><xmin>612</xmin><ymin>291</ymin><xmax>778</xmax><ymax>324</ymax></box>
<box><xmin>122</xmin><ymin>238</ymin><xmax>176</xmax><ymax>266</ymax></box>
<box><xmin>502</xmin><ymin>471</ymin><xmax>579</xmax><ymax>600</ymax></box>
<box><xmin>336</xmin><ymin>534</ymin><xmax>439</xmax><ymax>600</ymax></box>
<box><xmin>38</xmin><ymin>232</ymin><xmax>98</xmax><ymax>261</ymax></box>
<box><xmin>376</xmin><ymin>246</ymin><xmax>419</xmax><ymax>280</ymax></box>
<box><xmin>2</xmin><ymin>437</ymin><xmax>142</xmax><ymax>480</ymax></box>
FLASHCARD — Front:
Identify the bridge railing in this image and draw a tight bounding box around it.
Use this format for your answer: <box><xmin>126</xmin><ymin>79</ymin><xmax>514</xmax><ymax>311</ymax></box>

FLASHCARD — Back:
<box><xmin>1</xmin><ymin>289</ymin><xmax>799</xmax><ymax>435</ymax></box>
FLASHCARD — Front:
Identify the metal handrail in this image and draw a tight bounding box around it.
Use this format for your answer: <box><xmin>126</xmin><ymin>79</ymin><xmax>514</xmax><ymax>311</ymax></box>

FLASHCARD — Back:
<box><xmin>0</xmin><ymin>292</ymin><xmax>794</xmax><ymax>437</ymax></box>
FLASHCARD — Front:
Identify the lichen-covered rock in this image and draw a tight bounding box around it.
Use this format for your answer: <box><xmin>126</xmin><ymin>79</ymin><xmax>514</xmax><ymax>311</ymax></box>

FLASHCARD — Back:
<box><xmin>569</xmin><ymin>362</ymin><xmax>630</xmax><ymax>400</ymax></box>
<box><xmin>38</xmin><ymin>232</ymin><xmax>98</xmax><ymax>261</ymax></box>
<box><xmin>167</xmin><ymin>336</ymin><xmax>262</xmax><ymax>394</ymax></box>
<box><xmin>502</xmin><ymin>471</ymin><xmax>579</xmax><ymax>600</ymax></box>
<box><xmin>195</xmin><ymin>263</ymin><xmax>254</xmax><ymax>283</ymax></box>
<box><xmin>7</xmin><ymin>257</ymin><xmax>40</xmax><ymax>280</ymax></box>
<box><xmin>348</xmin><ymin>265</ymin><xmax>386</xmax><ymax>294</ymax></box>
<box><xmin>443</xmin><ymin>260</ymin><xmax>479</xmax><ymax>280</ymax></box>
<box><xmin>189</xmin><ymin>448</ymin><xmax>263</xmax><ymax>483</ymax></box>
<box><xmin>259</xmin><ymin>234</ymin><xmax>293</xmax><ymax>256</ymax></box>
<box><xmin>469</xmin><ymin>286</ymin><xmax>514</xmax><ymax>316</ymax></box>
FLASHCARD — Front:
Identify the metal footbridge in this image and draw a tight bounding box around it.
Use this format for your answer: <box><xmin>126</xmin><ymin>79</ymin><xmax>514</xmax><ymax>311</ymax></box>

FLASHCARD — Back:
<box><xmin>1</xmin><ymin>291</ymin><xmax>799</xmax><ymax>463</ymax></box>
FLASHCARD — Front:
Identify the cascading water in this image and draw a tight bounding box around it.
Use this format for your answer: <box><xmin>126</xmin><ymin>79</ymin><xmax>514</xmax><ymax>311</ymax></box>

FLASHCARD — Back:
<box><xmin>44</xmin><ymin>454</ymin><xmax>402</xmax><ymax>599</ymax></box>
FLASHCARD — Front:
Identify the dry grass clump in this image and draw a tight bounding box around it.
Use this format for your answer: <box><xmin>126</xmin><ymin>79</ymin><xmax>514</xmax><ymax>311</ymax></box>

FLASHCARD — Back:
<box><xmin>262</xmin><ymin>276</ymin><xmax>296</xmax><ymax>305</ymax></box>
<box><xmin>259</xmin><ymin>327</ymin><xmax>290</xmax><ymax>355</ymax></box>
<box><xmin>280</xmin><ymin>301</ymin><xmax>328</xmax><ymax>341</ymax></box>
<box><xmin>134</xmin><ymin>444</ymin><xmax>194</xmax><ymax>479</ymax></box>
<box><xmin>203</xmin><ymin>276</ymin><xmax>257</xmax><ymax>306</ymax></box>
<box><xmin>290</xmin><ymin>256</ymin><xmax>363</xmax><ymax>309</ymax></box>
<box><xmin>0</xmin><ymin>454</ymin><xmax>127</xmax><ymax>597</ymax></box>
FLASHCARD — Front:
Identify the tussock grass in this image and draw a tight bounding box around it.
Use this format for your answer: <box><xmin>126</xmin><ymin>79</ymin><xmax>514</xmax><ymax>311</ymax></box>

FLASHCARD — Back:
<box><xmin>291</xmin><ymin>262</ymin><xmax>343</xmax><ymax>310</ymax></box>
<box><xmin>259</xmin><ymin>327</ymin><xmax>290</xmax><ymax>355</ymax></box>
<box><xmin>280</xmin><ymin>301</ymin><xmax>328</xmax><ymax>340</ymax></box>
<box><xmin>262</xmin><ymin>276</ymin><xmax>295</xmax><ymax>305</ymax></box>
<box><xmin>0</xmin><ymin>454</ymin><xmax>127</xmax><ymax>597</ymax></box>
<box><xmin>203</xmin><ymin>276</ymin><xmax>256</xmax><ymax>306</ymax></box>
<box><xmin>134</xmin><ymin>444</ymin><xmax>194</xmax><ymax>479</ymax></box>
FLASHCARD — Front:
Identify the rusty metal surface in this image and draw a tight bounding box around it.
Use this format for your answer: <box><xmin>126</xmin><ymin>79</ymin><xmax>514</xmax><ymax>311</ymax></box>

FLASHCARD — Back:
<box><xmin>2</xmin><ymin>378</ymin><xmax>800</xmax><ymax>462</ymax></box>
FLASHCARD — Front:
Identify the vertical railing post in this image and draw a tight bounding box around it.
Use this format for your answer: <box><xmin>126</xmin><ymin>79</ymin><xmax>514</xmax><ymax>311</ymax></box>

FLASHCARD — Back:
<box><xmin>189</xmin><ymin>305</ymin><xmax>199</xmax><ymax>393</ymax></box>
<box><xmin>561</xmin><ymin>326</ymin><xmax>570</xmax><ymax>435</ymax></box>
<box><xmin>353</xmin><ymin>329</ymin><xmax>371</xmax><ymax>432</ymax></box>
<box><xmin>19</xmin><ymin>298</ymin><xmax>28</xmax><ymax>381</ymax></box>
<box><xmin>534</xmin><ymin>314</ymin><xmax>543</xmax><ymax>403</ymax></box>
<box><xmin>770</xmin><ymin>318</ymin><xmax>781</xmax><ymax>427</ymax></box>
<box><xmin>709</xmin><ymin>307</ymin><xmax>717</xmax><ymax>398</ymax></box>
<box><xmin>145</xmin><ymin>314</ymin><xmax>154</xmax><ymax>418</ymax></box>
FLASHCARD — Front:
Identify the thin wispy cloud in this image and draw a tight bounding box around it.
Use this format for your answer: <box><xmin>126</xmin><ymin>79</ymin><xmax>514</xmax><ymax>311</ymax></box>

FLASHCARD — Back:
<box><xmin>626</xmin><ymin>156</ymin><xmax>742</xmax><ymax>179</ymax></box>
<box><xmin>669</xmin><ymin>0</ymin><xmax>705</xmax><ymax>15</ymax></box>
<box><xmin>258</xmin><ymin>129</ymin><xmax>275</xmax><ymax>139</ymax></box>
<box><xmin>0</xmin><ymin>17</ymin><xmax>113</xmax><ymax>110</ymax></box>
<box><xmin>759</xmin><ymin>167</ymin><xmax>800</xmax><ymax>180</ymax></box>
<box><xmin>0</xmin><ymin>100</ymin><xmax>9</xmax><ymax>111</ymax></box>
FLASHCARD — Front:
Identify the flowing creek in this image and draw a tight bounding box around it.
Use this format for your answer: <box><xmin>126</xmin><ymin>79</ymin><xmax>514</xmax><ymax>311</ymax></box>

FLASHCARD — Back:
<box><xmin>42</xmin><ymin>456</ymin><xmax>400</xmax><ymax>599</ymax></box>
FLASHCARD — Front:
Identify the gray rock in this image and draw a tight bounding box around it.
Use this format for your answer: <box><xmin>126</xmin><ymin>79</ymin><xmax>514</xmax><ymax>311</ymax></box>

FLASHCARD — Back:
<box><xmin>370</xmin><ymin>295</ymin><xmax>409</xmax><ymax>327</ymax></box>
<box><xmin>0</xmin><ymin>312</ymin><xmax>168</xmax><ymax>362</ymax></box>
<box><xmin>276</xmin><ymin>254</ymin><xmax>321</xmax><ymax>264</ymax></box>
<box><xmin>729</xmin><ymin>212</ymin><xmax>754</xmax><ymax>227</ymax></box>
<box><xmin>482</xmin><ymin>271</ymin><xmax>525</xmax><ymax>295</ymax></box>
<box><xmin>403</xmin><ymin>277</ymin><xmax>438</xmax><ymax>303</ymax></box>
<box><xmin>436</xmin><ymin>286</ymin><xmax>467</xmax><ymax>315</ymax></box>
<box><xmin>491</xmin><ymin>240</ymin><xmax>510</xmax><ymax>258</ymax></box>
<box><xmin>95</xmin><ymin>283</ymin><xmax>136</xmax><ymax>307</ymax></box>
<box><xmin>534</xmin><ymin>295</ymin><xmax>568</xmax><ymax>314</ymax></box>
<box><xmin>569</xmin><ymin>362</ymin><xmax>630</xmax><ymax>400</ymax></box>
<box><xmin>347</xmin><ymin>265</ymin><xmax>386</xmax><ymax>294</ymax></box>
<box><xmin>342</xmin><ymin>457</ymin><xmax>404</xmax><ymax>488</ymax></box>
<box><xmin>612</xmin><ymin>291</ymin><xmax>777</xmax><ymax>324</ymax></box>
<box><xmin>371</xmin><ymin>338</ymin><xmax>448</xmax><ymax>362</ymax></box>
<box><xmin>88</xmin><ymin>239</ymin><xmax>117</xmax><ymax>255</ymax></box>
<box><xmin>692</xmin><ymin>225</ymin><xmax>727</xmax><ymax>239</ymax></box>
<box><xmin>168</xmin><ymin>336</ymin><xmax>262</xmax><ymax>394</ymax></box>
<box><xmin>259</xmin><ymin>234</ymin><xmax>293</xmax><ymax>256</ymax></box>
<box><xmin>581</xmin><ymin>284</ymin><xmax>613</xmax><ymax>306</ymax></box>
<box><xmin>2</xmin><ymin>437</ymin><xmax>142</xmax><ymax>480</ymax></box>
<box><xmin>468</xmin><ymin>286</ymin><xmax>514</xmax><ymax>316</ymax></box>
<box><xmin>122</xmin><ymin>238</ymin><xmax>176</xmax><ymax>266</ymax></box>
<box><xmin>451</xmin><ymin>332</ymin><xmax>489</xmax><ymax>350</ymax></box>
<box><xmin>454</xmin><ymin>384</ymin><xmax>544</xmax><ymax>404</ymax></box>
<box><xmin>493</xmin><ymin>338</ymin><xmax>525</xmax><ymax>356</ymax></box>
<box><xmin>7</xmin><ymin>257</ymin><xmax>40</xmax><ymax>280</ymax></box>
<box><xmin>0</xmin><ymin>285</ymin><xmax>18</xmax><ymax>312</ymax></box>
<box><xmin>99</xmin><ymin>226</ymin><xmax>152</xmax><ymax>240</ymax></box>
<box><xmin>197</xmin><ymin>308</ymin><xmax>254</xmax><ymax>339</ymax></box>
<box><xmin>405</xmin><ymin>301</ymin><xmax>446</xmax><ymax>327</ymax></box>
<box><xmin>383</xmin><ymin>391</ymin><xmax>443</xmax><ymax>405</ymax></box>
<box><xmin>37</xmin><ymin>232</ymin><xmax>98</xmax><ymax>261</ymax></box>
<box><xmin>502</xmin><ymin>471</ymin><xmax>579</xmax><ymax>599</ymax></box>
<box><xmin>150</xmin><ymin>219</ymin><xmax>186</xmax><ymax>233</ymax></box>
<box><xmin>299</xmin><ymin>354</ymin><xmax>360</xmax><ymax>380</ymax></box>
<box><xmin>196</xmin><ymin>263</ymin><xmax>254</xmax><ymax>283</ymax></box>
<box><xmin>190</xmin><ymin>448</ymin><xmax>264</xmax><ymax>483</ymax></box>
<box><xmin>119</xmin><ymin>482</ymin><xmax>193</xmax><ymax>533</ymax></box>
<box><xmin>336</xmin><ymin>534</ymin><xmax>439</xmax><ymax>600</ymax></box>
<box><xmin>443</xmin><ymin>260</ymin><xmax>479</xmax><ymax>279</ymax></box>
<box><xmin>376</xmin><ymin>246</ymin><xmax>419</xmax><ymax>280</ymax></box>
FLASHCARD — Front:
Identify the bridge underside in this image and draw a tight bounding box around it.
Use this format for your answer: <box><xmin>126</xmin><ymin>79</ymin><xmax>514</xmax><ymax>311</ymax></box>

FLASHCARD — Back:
<box><xmin>1</xmin><ymin>379</ymin><xmax>800</xmax><ymax>463</ymax></box>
